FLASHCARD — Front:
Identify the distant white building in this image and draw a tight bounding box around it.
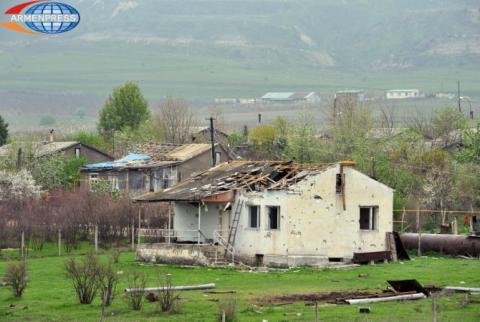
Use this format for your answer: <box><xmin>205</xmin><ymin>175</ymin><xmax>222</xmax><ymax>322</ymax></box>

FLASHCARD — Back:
<box><xmin>261</xmin><ymin>92</ymin><xmax>321</xmax><ymax>104</ymax></box>
<box><xmin>386</xmin><ymin>89</ymin><xmax>420</xmax><ymax>100</ymax></box>
<box><xmin>335</xmin><ymin>90</ymin><xmax>365</xmax><ymax>102</ymax></box>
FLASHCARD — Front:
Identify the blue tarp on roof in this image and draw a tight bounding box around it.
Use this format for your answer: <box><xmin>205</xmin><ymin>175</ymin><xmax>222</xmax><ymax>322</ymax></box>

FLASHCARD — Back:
<box><xmin>84</xmin><ymin>153</ymin><xmax>152</xmax><ymax>170</ymax></box>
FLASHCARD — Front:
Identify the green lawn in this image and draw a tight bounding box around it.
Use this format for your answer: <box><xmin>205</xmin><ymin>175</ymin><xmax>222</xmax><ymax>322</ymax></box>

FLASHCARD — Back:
<box><xmin>1</xmin><ymin>250</ymin><xmax>480</xmax><ymax>321</ymax></box>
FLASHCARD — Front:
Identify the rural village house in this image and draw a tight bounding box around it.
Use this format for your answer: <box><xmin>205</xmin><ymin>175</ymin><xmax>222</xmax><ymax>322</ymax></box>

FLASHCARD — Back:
<box><xmin>135</xmin><ymin>160</ymin><xmax>394</xmax><ymax>268</ymax></box>
<box><xmin>80</xmin><ymin>143</ymin><xmax>231</xmax><ymax>197</ymax></box>
<box><xmin>0</xmin><ymin>137</ymin><xmax>113</xmax><ymax>164</ymax></box>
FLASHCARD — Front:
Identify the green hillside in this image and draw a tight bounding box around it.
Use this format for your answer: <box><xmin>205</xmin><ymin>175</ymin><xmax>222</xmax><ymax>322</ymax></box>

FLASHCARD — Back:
<box><xmin>0</xmin><ymin>0</ymin><xmax>479</xmax><ymax>129</ymax></box>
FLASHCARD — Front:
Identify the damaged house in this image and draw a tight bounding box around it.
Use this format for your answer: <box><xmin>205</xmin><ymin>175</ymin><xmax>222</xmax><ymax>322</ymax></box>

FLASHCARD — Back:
<box><xmin>135</xmin><ymin>160</ymin><xmax>394</xmax><ymax>267</ymax></box>
<box><xmin>80</xmin><ymin>143</ymin><xmax>231</xmax><ymax>197</ymax></box>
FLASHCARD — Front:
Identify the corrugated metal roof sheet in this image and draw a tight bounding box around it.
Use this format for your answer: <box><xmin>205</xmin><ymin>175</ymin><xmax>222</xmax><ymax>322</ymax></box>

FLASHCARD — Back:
<box><xmin>261</xmin><ymin>92</ymin><xmax>295</xmax><ymax>100</ymax></box>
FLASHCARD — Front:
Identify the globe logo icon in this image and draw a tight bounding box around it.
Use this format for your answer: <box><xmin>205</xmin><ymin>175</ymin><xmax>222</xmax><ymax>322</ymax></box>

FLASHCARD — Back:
<box><xmin>24</xmin><ymin>2</ymin><xmax>80</xmax><ymax>34</ymax></box>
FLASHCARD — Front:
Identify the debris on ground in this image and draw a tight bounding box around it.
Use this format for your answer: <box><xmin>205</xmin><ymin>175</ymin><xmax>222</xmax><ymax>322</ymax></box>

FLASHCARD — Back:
<box><xmin>387</xmin><ymin>279</ymin><xmax>429</xmax><ymax>296</ymax></box>
<box><xmin>444</xmin><ymin>286</ymin><xmax>480</xmax><ymax>293</ymax></box>
<box><xmin>204</xmin><ymin>290</ymin><xmax>237</xmax><ymax>294</ymax></box>
<box><xmin>259</xmin><ymin>280</ymin><xmax>439</xmax><ymax>306</ymax></box>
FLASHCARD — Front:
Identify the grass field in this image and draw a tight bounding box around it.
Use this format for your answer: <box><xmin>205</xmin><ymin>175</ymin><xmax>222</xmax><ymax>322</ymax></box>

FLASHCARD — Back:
<box><xmin>1</xmin><ymin>247</ymin><xmax>480</xmax><ymax>321</ymax></box>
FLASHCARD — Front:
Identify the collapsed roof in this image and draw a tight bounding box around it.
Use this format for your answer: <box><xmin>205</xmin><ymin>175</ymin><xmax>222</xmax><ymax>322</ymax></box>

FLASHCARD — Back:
<box><xmin>136</xmin><ymin>161</ymin><xmax>334</xmax><ymax>202</ymax></box>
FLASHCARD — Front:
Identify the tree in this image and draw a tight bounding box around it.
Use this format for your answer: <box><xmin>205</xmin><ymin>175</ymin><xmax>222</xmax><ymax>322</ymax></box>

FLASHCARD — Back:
<box><xmin>155</xmin><ymin>97</ymin><xmax>196</xmax><ymax>144</ymax></box>
<box><xmin>285</xmin><ymin>113</ymin><xmax>317</xmax><ymax>163</ymax></box>
<box><xmin>0</xmin><ymin>115</ymin><xmax>8</xmax><ymax>146</ymax></box>
<box><xmin>98</xmin><ymin>82</ymin><xmax>149</xmax><ymax>132</ymax></box>
<box><xmin>248</xmin><ymin>125</ymin><xmax>277</xmax><ymax>159</ymax></box>
<box><xmin>457</xmin><ymin>123</ymin><xmax>480</xmax><ymax>163</ymax></box>
<box><xmin>28</xmin><ymin>155</ymin><xmax>87</xmax><ymax>190</ymax></box>
<box><xmin>0</xmin><ymin>170</ymin><xmax>41</xmax><ymax>201</ymax></box>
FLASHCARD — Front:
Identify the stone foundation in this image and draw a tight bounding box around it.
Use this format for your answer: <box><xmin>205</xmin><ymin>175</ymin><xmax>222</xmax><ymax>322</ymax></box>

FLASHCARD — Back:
<box><xmin>136</xmin><ymin>243</ymin><xmax>213</xmax><ymax>266</ymax></box>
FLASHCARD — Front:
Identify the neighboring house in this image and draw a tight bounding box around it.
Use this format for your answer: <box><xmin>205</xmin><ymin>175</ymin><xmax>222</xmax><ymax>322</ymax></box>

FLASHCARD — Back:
<box><xmin>190</xmin><ymin>127</ymin><xmax>229</xmax><ymax>144</ymax></box>
<box><xmin>0</xmin><ymin>140</ymin><xmax>113</xmax><ymax>164</ymax></box>
<box><xmin>335</xmin><ymin>90</ymin><xmax>365</xmax><ymax>103</ymax></box>
<box><xmin>80</xmin><ymin>143</ymin><xmax>231</xmax><ymax>197</ymax></box>
<box><xmin>261</xmin><ymin>92</ymin><xmax>321</xmax><ymax>104</ymax></box>
<box><xmin>386</xmin><ymin>89</ymin><xmax>421</xmax><ymax>100</ymax></box>
<box><xmin>135</xmin><ymin>160</ymin><xmax>394</xmax><ymax>268</ymax></box>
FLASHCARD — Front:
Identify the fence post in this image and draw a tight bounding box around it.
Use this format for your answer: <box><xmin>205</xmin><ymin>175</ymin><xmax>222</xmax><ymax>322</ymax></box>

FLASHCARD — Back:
<box><xmin>452</xmin><ymin>217</ymin><xmax>458</xmax><ymax>235</ymax></box>
<box><xmin>21</xmin><ymin>231</ymin><xmax>25</xmax><ymax>258</ymax></box>
<box><xmin>168</xmin><ymin>202</ymin><xmax>172</xmax><ymax>245</ymax></box>
<box><xmin>137</xmin><ymin>208</ymin><xmax>141</xmax><ymax>246</ymax></box>
<box><xmin>131</xmin><ymin>223</ymin><xmax>135</xmax><ymax>251</ymax></box>
<box><xmin>95</xmin><ymin>225</ymin><xmax>98</xmax><ymax>253</ymax></box>
<box><xmin>416</xmin><ymin>207</ymin><xmax>422</xmax><ymax>256</ymax></box>
<box><xmin>58</xmin><ymin>229</ymin><xmax>61</xmax><ymax>256</ymax></box>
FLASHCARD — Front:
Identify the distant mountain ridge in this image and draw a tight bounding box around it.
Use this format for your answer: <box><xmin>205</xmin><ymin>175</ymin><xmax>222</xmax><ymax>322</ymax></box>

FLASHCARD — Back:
<box><xmin>1</xmin><ymin>0</ymin><xmax>479</xmax><ymax>69</ymax></box>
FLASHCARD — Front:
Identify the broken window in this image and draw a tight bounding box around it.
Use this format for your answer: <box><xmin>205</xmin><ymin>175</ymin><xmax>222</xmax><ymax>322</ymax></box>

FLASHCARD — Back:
<box><xmin>336</xmin><ymin>173</ymin><xmax>344</xmax><ymax>194</ymax></box>
<box><xmin>248</xmin><ymin>206</ymin><xmax>260</xmax><ymax>228</ymax></box>
<box><xmin>360</xmin><ymin>206</ymin><xmax>378</xmax><ymax>230</ymax></box>
<box><xmin>267</xmin><ymin>206</ymin><xmax>280</xmax><ymax>230</ymax></box>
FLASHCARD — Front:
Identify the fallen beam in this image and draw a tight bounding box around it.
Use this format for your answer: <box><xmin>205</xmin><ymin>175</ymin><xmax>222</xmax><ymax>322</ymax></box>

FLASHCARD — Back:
<box><xmin>125</xmin><ymin>283</ymin><xmax>215</xmax><ymax>293</ymax></box>
<box><xmin>345</xmin><ymin>293</ymin><xmax>426</xmax><ymax>304</ymax></box>
<box><xmin>444</xmin><ymin>286</ymin><xmax>480</xmax><ymax>293</ymax></box>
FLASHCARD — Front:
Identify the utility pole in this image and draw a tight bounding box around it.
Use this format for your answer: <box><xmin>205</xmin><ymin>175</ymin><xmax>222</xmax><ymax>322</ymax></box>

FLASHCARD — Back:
<box><xmin>458</xmin><ymin>80</ymin><xmax>462</xmax><ymax>113</ymax></box>
<box><xmin>207</xmin><ymin>117</ymin><xmax>216</xmax><ymax>166</ymax></box>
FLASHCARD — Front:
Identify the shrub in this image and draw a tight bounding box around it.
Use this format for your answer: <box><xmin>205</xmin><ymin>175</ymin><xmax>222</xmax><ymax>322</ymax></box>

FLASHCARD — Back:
<box><xmin>157</xmin><ymin>274</ymin><xmax>180</xmax><ymax>313</ymax></box>
<box><xmin>65</xmin><ymin>253</ymin><xmax>100</xmax><ymax>304</ymax></box>
<box><xmin>125</xmin><ymin>271</ymin><xmax>146</xmax><ymax>311</ymax></box>
<box><xmin>217</xmin><ymin>298</ymin><xmax>237</xmax><ymax>322</ymax></box>
<box><xmin>96</xmin><ymin>261</ymin><xmax>119</xmax><ymax>307</ymax></box>
<box><xmin>111</xmin><ymin>249</ymin><xmax>121</xmax><ymax>264</ymax></box>
<box><xmin>3</xmin><ymin>261</ymin><xmax>28</xmax><ymax>298</ymax></box>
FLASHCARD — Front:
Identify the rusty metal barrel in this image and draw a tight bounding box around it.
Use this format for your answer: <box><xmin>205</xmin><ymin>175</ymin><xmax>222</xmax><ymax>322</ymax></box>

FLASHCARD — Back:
<box><xmin>400</xmin><ymin>233</ymin><xmax>480</xmax><ymax>257</ymax></box>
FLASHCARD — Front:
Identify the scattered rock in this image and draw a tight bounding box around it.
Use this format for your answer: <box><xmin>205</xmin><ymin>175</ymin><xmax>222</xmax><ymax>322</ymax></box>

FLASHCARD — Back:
<box><xmin>145</xmin><ymin>293</ymin><xmax>159</xmax><ymax>302</ymax></box>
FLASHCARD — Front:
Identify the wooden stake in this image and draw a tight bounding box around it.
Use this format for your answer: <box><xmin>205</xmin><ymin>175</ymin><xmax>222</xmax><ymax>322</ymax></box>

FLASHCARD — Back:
<box><xmin>432</xmin><ymin>294</ymin><xmax>437</xmax><ymax>322</ymax></box>
<box><xmin>137</xmin><ymin>207</ymin><xmax>141</xmax><ymax>245</ymax></box>
<box><xmin>168</xmin><ymin>202</ymin><xmax>172</xmax><ymax>245</ymax></box>
<box><xmin>21</xmin><ymin>231</ymin><xmax>25</xmax><ymax>258</ymax></box>
<box><xmin>131</xmin><ymin>223</ymin><xmax>135</xmax><ymax>251</ymax></box>
<box><xmin>315</xmin><ymin>301</ymin><xmax>319</xmax><ymax>322</ymax></box>
<box><xmin>401</xmin><ymin>207</ymin><xmax>406</xmax><ymax>232</ymax></box>
<box><xmin>416</xmin><ymin>207</ymin><xmax>422</xmax><ymax>256</ymax></box>
<box><xmin>94</xmin><ymin>225</ymin><xmax>98</xmax><ymax>253</ymax></box>
<box><xmin>470</xmin><ymin>205</ymin><xmax>474</xmax><ymax>233</ymax></box>
<box><xmin>58</xmin><ymin>229</ymin><xmax>61</xmax><ymax>256</ymax></box>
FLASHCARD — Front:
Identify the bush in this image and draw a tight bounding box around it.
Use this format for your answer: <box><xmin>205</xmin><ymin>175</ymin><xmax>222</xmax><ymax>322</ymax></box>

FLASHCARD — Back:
<box><xmin>3</xmin><ymin>261</ymin><xmax>28</xmax><ymax>298</ymax></box>
<box><xmin>65</xmin><ymin>253</ymin><xmax>100</xmax><ymax>304</ymax></box>
<box><xmin>111</xmin><ymin>249</ymin><xmax>121</xmax><ymax>264</ymax></box>
<box><xmin>96</xmin><ymin>261</ymin><xmax>119</xmax><ymax>307</ymax></box>
<box><xmin>125</xmin><ymin>271</ymin><xmax>146</xmax><ymax>311</ymax></box>
<box><xmin>157</xmin><ymin>274</ymin><xmax>180</xmax><ymax>313</ymax></box>
<box><xmin>217</xmin><ymin>297</ymin><xmax>237</xmax><ymax>322</ymax></box>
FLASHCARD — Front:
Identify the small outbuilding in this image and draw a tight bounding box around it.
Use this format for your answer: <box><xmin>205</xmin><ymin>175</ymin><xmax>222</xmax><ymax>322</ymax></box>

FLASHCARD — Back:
<box><xmin>135</xmin><ymin>160</ymin><xmax>394</xmax><ymax>268</ymax></box>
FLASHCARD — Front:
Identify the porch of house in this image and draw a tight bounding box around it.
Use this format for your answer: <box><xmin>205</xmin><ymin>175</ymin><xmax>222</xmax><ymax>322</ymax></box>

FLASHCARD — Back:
<box><xmin>136</xmin><ymin>193</ymin><xmax>241</xmax><ymax>266</ymax></box>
